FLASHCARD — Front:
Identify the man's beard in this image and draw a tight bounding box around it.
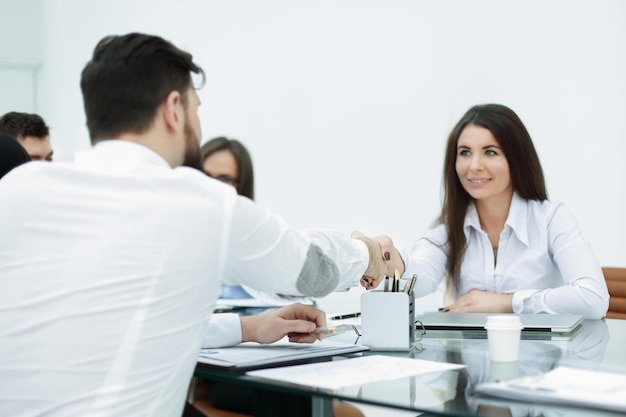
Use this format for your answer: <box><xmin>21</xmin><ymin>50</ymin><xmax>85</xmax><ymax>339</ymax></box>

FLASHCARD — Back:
<box><xmin>182</xmin><ymin>121</ymin><xmax>201</xmax><ymax>170</ymax></box>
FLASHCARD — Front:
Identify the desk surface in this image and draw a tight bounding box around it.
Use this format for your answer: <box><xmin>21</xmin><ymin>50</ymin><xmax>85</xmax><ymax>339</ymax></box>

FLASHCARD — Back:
<box><xmin>196</xmin><ymin>317</ymin><xmax>626</xmax><ymax>417</ymax></box>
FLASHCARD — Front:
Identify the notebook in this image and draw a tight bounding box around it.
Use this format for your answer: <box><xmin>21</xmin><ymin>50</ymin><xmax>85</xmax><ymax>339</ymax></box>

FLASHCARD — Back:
<box><xmin>415</xmin><ymin>312</ymin><xmax>583</xmax><ymax>339</ymax></box>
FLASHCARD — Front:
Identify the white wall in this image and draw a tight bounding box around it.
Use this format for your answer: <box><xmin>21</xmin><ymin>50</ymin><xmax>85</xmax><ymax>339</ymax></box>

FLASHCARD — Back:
<box><xmin>0</xmin><ymin>0</ymin><xmax>43</xmax><ymax>60</ymax></box>
<box><xmin>10</xmin><ymin>0</ymin><xmax>626</xmax><ymax>266</ymax></box>
<box><xmin>0</xmin><ymin>0</ymin><xmax>44</xmax><ymax>114</ymax></box>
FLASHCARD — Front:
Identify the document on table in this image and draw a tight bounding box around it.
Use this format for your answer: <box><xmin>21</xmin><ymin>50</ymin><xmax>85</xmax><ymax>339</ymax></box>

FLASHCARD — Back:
<box><xmin>476</xmin><ymin>366</ymin><xmax>626</xmax><ymax>413</ymax></box>
<box><xmin>246</xmin><ymin>355</ymin><xmax>465</xmax><ymax>390</ymax></box>
<box><xmin>214</xmin><ymin>286</ymin><xmax>314</xmax><ymax>308</ymax></box>
<box><xmin>198</xmin><ymin>338</ymin><xmax>368</xmax><ymax>370</ymax></box>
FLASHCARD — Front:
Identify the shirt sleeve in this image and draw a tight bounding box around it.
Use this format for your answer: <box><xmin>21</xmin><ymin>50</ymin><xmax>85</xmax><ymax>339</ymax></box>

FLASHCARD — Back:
<box><xmin>402</xmin><ymin>224</ymin><xmax>449</xmax><ymax>297</ymax></box>
<box><xmin>512</xmin><ymin>203</ymin><xmax>609</xmax><ymax>319</ymax></box>
<box><xmin>221</xmin><ymin>196</ymin><xmax>368</xmax><ymax>296</ymax></box>
<box><xmin>201</xmin><ymin>313</ymin><xmax>242</xmax><ymax>348</ymax></box>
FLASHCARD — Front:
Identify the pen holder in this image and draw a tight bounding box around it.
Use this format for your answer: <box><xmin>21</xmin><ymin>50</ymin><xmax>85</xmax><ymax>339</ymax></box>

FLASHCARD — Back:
<box><xmin>360</xmin><ymin>290</ymin><xmax>415</xmax><ymax>351</ymax></box>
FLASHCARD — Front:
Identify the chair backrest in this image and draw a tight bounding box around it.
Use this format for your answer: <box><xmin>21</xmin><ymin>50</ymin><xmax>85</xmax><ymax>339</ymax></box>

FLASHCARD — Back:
<box><xmin>602</xmin><ymin>267</ymin><xmax>626</xmax><ymax>319</ymax></box>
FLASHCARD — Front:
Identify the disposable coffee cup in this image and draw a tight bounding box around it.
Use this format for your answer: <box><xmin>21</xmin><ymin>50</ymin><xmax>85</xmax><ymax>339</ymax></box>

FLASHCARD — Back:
<box><xmin>489</xmin><ymin>360</ymin><xmax>519</xmax><ymax>382</ymax></box>
<box><xmin>484</xmin><ymin>315</ymin><xmax>524</xmax><ymax>362</ymax></box>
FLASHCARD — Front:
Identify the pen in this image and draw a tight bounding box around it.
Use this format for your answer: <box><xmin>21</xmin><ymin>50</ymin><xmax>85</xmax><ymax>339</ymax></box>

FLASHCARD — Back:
<box><xmin>328</xmin><ymin>312</ymin><xmax>361</xmax><ymax>320</ymax></box>
<box><xmin>407</xmin><ymin>274</ymin><xmax>417</xmax><ymax>296</ymax></box>
<box><xmin>394</xmin><ymin>269</ymin><xmax>400</xmax><ymax>292</ymax></box>
<box><xmin>312</xmin><ymin>324</ymin><xmax>352</xmax><ymax>335</ymax></box>
<box><xmin>384</xmin><ymin>275</ymin><xmax>390</xmax><ymax>292</ymax></box>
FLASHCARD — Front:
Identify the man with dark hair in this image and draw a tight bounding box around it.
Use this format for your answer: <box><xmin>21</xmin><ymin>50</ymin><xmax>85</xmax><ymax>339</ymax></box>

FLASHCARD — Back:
<box><xmin>0</xmin><ymin>111</ymin><xmax>53</xmax><ymax>161</ymax></box>
<box><xmin>0</xmin><ymin>33</ymin><xmax>401</xmax><ymax>416</ymax></box>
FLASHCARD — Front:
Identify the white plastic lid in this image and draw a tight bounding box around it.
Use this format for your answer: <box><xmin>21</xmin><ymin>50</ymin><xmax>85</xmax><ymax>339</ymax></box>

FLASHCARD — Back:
<box><xmin>484</xmin><ymin>315</ymin><xmax>524</xmax><ymax>330</ymax></box>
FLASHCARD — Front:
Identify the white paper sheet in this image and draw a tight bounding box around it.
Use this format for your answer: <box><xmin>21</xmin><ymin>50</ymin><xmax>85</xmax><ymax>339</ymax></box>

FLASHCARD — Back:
<box><xmin>476</xmin><ymin>366</ymin><xmax>626</xmax><ymax>413</ymax></box>
<box><xmin>214</xmin><ymin>287</ymin><xmax>314</xmax><ymax>308</ymax></box>
<box><xmin>198</xmin><ymin>337</ymin><xmax>368</xmax><ymax>369</ymax></box>
<box><xmin>246</xmin><ymin>355</ymin><xmax>465</xmax><ymax>390</ymax></box>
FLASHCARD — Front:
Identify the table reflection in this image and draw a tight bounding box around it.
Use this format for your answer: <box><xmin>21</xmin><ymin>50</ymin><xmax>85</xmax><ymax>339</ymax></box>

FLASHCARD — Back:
<box><xmin>410</xmin><ymin>319</ymin><xmax>609</xmax><ymax>416</ymax></box>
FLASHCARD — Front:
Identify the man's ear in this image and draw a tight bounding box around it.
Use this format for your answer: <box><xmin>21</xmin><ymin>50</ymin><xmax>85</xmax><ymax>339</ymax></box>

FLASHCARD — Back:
<box><xmin>162</xmin><ymin>90</ymin><xmax>183</xmax><ymax>132</ymax></box>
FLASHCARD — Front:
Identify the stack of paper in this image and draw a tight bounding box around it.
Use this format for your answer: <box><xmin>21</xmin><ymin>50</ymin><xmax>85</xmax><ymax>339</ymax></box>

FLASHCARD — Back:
<box><xmin>214</xmin><ymin>286</ymin><xmax>314</xmax><ymax>309</ymax></box>
<box><xmin>198</xmin><ymin>338</ymin><xmax>368</xmax><ymax>370</ymax></box>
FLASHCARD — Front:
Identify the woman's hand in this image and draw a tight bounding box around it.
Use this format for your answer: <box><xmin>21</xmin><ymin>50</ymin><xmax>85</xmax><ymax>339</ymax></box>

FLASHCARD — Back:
<box><xmin>440</xmin><ymin>289</ymin><xmax>513</xmax><ymax>313</ymax></box>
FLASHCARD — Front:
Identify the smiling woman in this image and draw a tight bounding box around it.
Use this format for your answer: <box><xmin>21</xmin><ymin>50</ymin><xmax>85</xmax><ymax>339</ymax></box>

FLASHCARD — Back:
<box><xmin>439</xmin><ymin>104</ymin><xmax>548</xmax><ymax>288</ymax></box>
<box><xmin>359</xmin><ymin>103</ymin><xmax>609</xmax><ymax>320</ymax></box>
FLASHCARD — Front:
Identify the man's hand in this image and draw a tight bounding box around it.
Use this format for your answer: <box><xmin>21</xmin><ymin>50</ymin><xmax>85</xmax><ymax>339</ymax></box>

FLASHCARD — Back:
<box><xmin>440</xmin><ymin>289</ymin><xmax>513</xmax><ymax>313</ymax></box>
<box><xmin>240</xmin><ymin>303</ymin><xmax>326</xmax><ymax>344</ymax></box>
<box><xmin>351</xmin><ymin>231</ymin><xmax>405</xmax><ymax>290</ymax></box>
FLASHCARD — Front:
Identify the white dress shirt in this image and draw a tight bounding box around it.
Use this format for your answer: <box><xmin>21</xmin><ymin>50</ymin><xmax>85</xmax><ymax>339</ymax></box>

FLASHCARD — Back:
<box><xmin>202</xmin><ymin>314</ymin><xmax>242</xmax><ymax>348</ymax></box>
<box><xmin>0</xmin><ymin>141</ymin><xmax>368</xmax><ymax>417</ymax></box>
<box><xmin>401</xmin><ymin>193</ymin><xmax>609</xmax><ymax>319</ymax></box>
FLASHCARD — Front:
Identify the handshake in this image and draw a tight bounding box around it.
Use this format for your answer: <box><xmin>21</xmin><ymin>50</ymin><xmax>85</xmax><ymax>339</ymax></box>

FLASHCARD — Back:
<box><xmin>351</xmin><ymin>231</ymin><xmax>405</xmax><ymax>290</ymax></box>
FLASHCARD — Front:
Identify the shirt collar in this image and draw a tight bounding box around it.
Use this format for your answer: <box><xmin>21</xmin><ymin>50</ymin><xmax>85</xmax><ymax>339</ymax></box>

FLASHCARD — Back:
<box><xmin>505</xmin><ymin>192</ymin><xmax>530</xmax><ymax>246</ymax></box>
<box><xmin>76</xmin><ymin>140</ymin><xmax>171</xmax><ymax>169</ymax></box>
<box><xmin>464</xmin><ymin>202</ymin><xmax>481</xmax><ymax>233</ymax></box>
<box><xmin>463</xmin><ymin>192</ymin><xmax>530</xmax><ymax>246</ymax></box>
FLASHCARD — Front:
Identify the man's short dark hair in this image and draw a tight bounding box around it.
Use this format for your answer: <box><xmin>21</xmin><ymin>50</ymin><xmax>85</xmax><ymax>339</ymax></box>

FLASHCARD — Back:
<box><xmin>0</xmin><ymin>112</ymin><xmax>50</xmax><ymax>140</ymax></box>
<box><xmin>80</xmin><ymin>33</ymin><xmax>205</xmax><ymax>144</ymax></box>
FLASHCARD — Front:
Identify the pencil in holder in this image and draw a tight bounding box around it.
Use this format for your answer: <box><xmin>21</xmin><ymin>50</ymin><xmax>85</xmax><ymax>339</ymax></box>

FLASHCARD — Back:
<box><xmin>360</xmin><ymin>290</ymin><xmax>415</xmax><ymax>350</ymax></box>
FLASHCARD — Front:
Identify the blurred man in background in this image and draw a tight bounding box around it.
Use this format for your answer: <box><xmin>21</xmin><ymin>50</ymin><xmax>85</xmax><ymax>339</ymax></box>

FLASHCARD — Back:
<box><xmin>0</xmin><ymin>111</ymin><xmax>53</xmax><ymax>161</ymax></box>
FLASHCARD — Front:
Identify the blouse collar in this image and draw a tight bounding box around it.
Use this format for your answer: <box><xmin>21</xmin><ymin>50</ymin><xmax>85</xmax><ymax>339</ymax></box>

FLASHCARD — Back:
<box><xmin>464</xmin><ymin>192</ymin><xmax>530</xmax><ymax>246</ymax></box>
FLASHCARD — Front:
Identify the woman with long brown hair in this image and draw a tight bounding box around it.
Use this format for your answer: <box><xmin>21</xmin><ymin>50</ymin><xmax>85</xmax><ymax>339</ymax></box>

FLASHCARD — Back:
<box><xmin>361</xmin><ymin>104</ymin><xmax>608</xmax><ymax>319</ymax></box>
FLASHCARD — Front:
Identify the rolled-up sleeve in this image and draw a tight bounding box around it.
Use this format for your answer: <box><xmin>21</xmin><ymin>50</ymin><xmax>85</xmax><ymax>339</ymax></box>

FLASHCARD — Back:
<box><xmin>403</xmin><ymin>225</ymin><xmax>450</xmax><ymax>297</ymax></box>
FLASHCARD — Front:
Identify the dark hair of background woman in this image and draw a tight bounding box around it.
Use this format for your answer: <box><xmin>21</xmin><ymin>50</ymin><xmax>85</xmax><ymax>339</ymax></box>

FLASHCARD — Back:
<box><xmin>200</xmin><ymin>137</ymin><xmax>255</xmax><ymax>200</ymax></box>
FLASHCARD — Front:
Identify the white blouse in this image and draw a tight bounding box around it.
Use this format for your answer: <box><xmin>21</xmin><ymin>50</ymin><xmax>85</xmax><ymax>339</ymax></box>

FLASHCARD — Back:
<box><xmin>402</xmin><ymin>193</ymin><xmax>609</xmax><ymax>319</ymax></box>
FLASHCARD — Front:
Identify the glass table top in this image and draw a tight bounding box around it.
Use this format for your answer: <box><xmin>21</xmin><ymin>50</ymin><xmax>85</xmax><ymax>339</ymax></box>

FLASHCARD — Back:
<box><xmin>195</xmin><ymin>318</ymin><xmax>626</xmax><ymax>417</ymax></box>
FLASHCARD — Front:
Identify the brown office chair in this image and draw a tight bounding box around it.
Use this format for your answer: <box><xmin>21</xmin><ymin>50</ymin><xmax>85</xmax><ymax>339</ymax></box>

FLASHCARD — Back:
<box><xmin>602</xmin><ymin>267</ymin><xmax>626</xmax><ymax>319</ymax></box>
